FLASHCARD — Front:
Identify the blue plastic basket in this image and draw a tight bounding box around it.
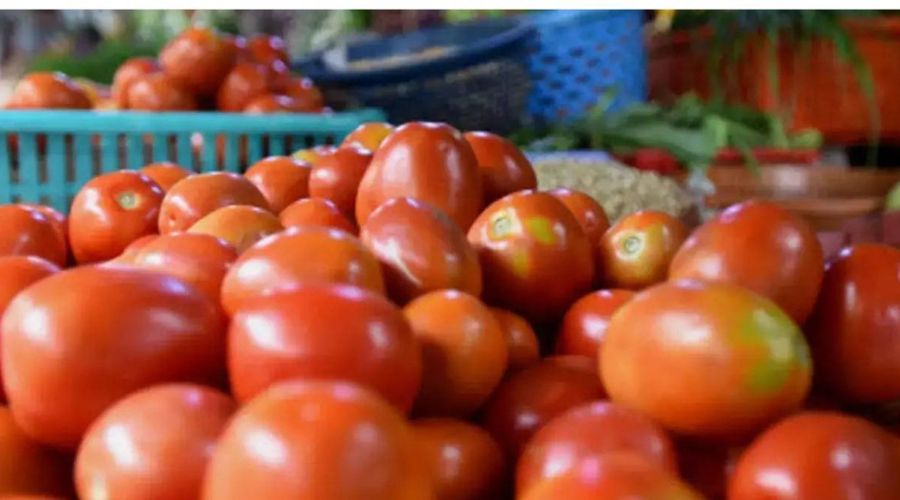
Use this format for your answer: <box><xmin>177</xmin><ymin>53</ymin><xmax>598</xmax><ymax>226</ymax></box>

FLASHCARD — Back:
<box><xmin>525</xmin><ymin>10</ymin><xmax>647</xmax><ymax>123</ymax></box>
<box><xmin>0</xmin><ymin>109</ymin><xmax>384</xmax><ymax>212</ymax></box>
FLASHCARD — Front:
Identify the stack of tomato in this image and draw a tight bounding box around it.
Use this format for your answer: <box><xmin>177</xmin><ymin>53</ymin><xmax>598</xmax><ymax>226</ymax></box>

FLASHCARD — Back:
<box><xmin>0</xmin><ymin>119</ymin><xmax>898</xmax><ymax>500</ymax></box>
<box><xmin>5</xmin><ymin>27</ymin><xmax>325</xmax><ymax>114</ymax></box>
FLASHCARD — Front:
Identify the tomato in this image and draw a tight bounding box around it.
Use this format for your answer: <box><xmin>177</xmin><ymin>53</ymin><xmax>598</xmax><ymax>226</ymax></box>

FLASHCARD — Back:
<box><xmin>404</xmin><ymin>290</ymin><xmax>507</xmax><ymax>417</ymax></box>
<box><xmin>158</xmin><ymin>171</ymin><xmax>270</xmax><ymax>234</ymax></box>
<box><xmin>245</xmin><ymin>156</ymin><xmax>312</xmax><ymax>213</ymax></box>
<box><xmin>130</xmin><ymin>232</ymin><xmax>237</xmax><ymax>301</ymax></box>
<box><xmin>126</xmin><ymin>72</ymin><xmax>198</xmax><ymax>111</ymax></box>
<box><xmin>17</xmin><ymin>205</ymin><xmax>67</xmax><ymax>257</ymax></box>
<box><xmin>806</xmin><ymin>244</ymin><xmax>900</xmax><ymax>404</ymax></box>
<box><xmin>677</xmin><ymin>440</ymin><xmax>741</xmax><ymax>500</ymax></box>
<box><xmin>596</xmin><ymin>210</ymin><xmax>687</xmax><ymax>290</ymax></box>
<box><xmin>308</xmin><ymin>146</ymin><xmax>373</xmax><ymax>221</ymax></box>
<box><xmin>669</xmin><ymin>200</ymin><xmax>824</xmax><ymax>324</ymax></box>
<box><xmin>1</xmin><ymin>265</ymin><xmax>226</xmax><ymax>450</ymax></box>
<box><xmin>0</xmin><ymin>407</ymin><xmax>73</xmax><ymax>497</ymax></box>
<box><xmin>463</xmin><ymin>131</ymin><xmax>537</xmax><ymax>204</ymax></box>
<box><xmin>468</xmin><ymin>190</ymin><xmax>594</xmax><ymax>323</ymax></box>
<box><xmin>360</xmin><ymin>197</ymin><xmax>482</xmax><ymax>303</ymax></box>
<box><xmin>68</xmin><ymin>170</ymin><xmax>164</xmax><ymax>264</ymax></box>
<box><xmin>555</xmin><ymin>289</ymin><xmax>635</xmax><ymax>361</ymax></box>
<box><xmin>243</xmin><ymin>94</ymin><xmax>303</xmax><ymax>114</ymax></box>
<box><xmin>202</xmin><ymin>380</ymin><xmax>431</xmax><ymax>500</ymax></box>
<box><xmin>110</xmin><ymin>233</ymin><xmax>159</xmax><ymax>264</ymax></box>
<box><xmin>0</xmin><ymin>205</ymin><xmax>67</xmax><ymax>267</ymax></box>
<box><xmin>245</xmin><ymin>34</ymin><xmax>289</xmax><ymax>65</ymax></box>
<box><xmin>601</xmin><ymin>280</ymin><xmax>811</xmax><ymax>441</ymax></box>
<box><xmin>729</xmin><ymin>411</ymin><xmax>900</xmax><ymax>500</ymax></box>
<box><xmin>187</xmin><ymin>205</ymin><xmax>283</xmax><ymax>255</ymax></box>
<box><xmin>221</xmin><ymin>226</ymin><xmax>384</xmax><ymax>315</ymax></box>
<box><xmin>517</xmin><ymin>400</ymin><xmax>677</xmax><ymax>496</ymax></box>
<box><xmin>229</xmin><ymin>283</ymin><xmax>421</xmax><ymax>411</ymax></box>
<box><xmin>215</xmin><ymin>62</ymin><xmax>271</xmax><ymax>112</ymax></box>
<box><xmin>6</xmin><ymin>72</ymin><xmax>91</xmax><ymax>109</ymax></box>
<box><xmin>292</xmin><ymin>145</ymin><xmax>337</xmax><ymax>166</ymax></box>
<box><xmin>278</xmin><ymin>76</ymin><xmax>325</xmax><ymax>112</ymax></box>
<box><xmin>548</xmin><ymin>188</ymin><xmax>609</xmax><ymax>244</ymax></box>
<box><xmin>75</xmin><ymin>384</ymin><xmax>235</xmax><ymax>500</ymax></box>
<box><xmin>159</xmin><ymin>27</ymin><xmax>235</xmax><ymax>98</ymax></box>
<box><xmin>341</xmin><ymin>122</ymin><xmax>395</xmax><ymax>152</ymax></box>
<box><xmin>139</xmin><ymin>162</ymin><xmax>191</xmax><ymax>192</ymax></box>
<box><xmin>481</xmin><ymin>356</ymin><xmax>603</xmax><ymax>458</ymax></box>
<box><xmin>356</xmin><ymin>122</ymin><xmax>484</xmax><ymax>230</ymax></box>
<box><xmin>412</xmin><ymin>418</ymin><xmax>506</xmax><ymax>500</ymax></box>
<box><xmin>111</xmin><ymin>57</ymin><xmax>159</xmax><ymax>108</ymax></box>
<box><xmin>279</xmin><ymin>197</ymin><xmax>357</xmax><ymax>234</ymax></box>
<box><xmin>490</xmin><ymin>308</ymin><xmax>540</xmax><ymax>371</ymax></box>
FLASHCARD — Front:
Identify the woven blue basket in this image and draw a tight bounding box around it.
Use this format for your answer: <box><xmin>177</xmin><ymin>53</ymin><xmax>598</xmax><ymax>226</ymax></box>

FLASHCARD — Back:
<box><xmin>525</xmin><ymin>10</ymin><xmax>647</xmax><ymax>123</ymax></box>
<box><xmin>0</xmin><ymin>109</ymin><xmax>384</xmax><ymax>212</ymax></box>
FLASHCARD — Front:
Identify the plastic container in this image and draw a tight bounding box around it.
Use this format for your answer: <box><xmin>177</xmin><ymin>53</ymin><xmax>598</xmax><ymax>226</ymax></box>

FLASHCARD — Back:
<box><xmin>0</xmin><ymin>109</ymin><xmax>384</xmax><ymax>212</ymax></box>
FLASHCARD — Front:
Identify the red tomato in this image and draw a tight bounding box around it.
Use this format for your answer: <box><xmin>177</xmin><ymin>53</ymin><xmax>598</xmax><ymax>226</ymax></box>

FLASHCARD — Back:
<box><xmin>549</xmin><ymin>188</ymin><xmax>609</xmax><ymax>244</ymax></box>
<box><xmin>111</xmin><ymin>233</ymin><xmax>159</xmax><ymax>264</ymax></box>
<box><xmin>601</xmin><ymin>280</ymin><xmax>811</xmax><ymax>441</ymax></box>
<box><xmin>6</xmin><ymin>72</ymin><xmax>91</xmax><ymax>109</ymax></box>
<box><xmin>463</xmin><ymin>131</ymin><xmax>537</xmax><ymax>204</ymax></box>
<box><xmin>75</xmin><ymin>384</ymin><xmax>235</xmax><ymax>500</ymax></box>
<box><xmin>356</xmin><ymin>122</ymin><xmax>484</xmax><ymax>230</ymax></box>
<box><xmin>279</xmin><ymin>197</ymin><xmax>357</xmax><ymax>234</ymax></box>
<box><xmin>242</xmin><ymin>94</ymin><xmax>303</xmax><ymax>114</ymax></box>
<box><xmin>215</xmin><ymin>62</ymin><xmax>271</xmax><ymax>112</ymax></box>
<box><xmin>341</xmin><ymin>122</ymin><xmax>395</xmax><ymax>152</ymax></box>
<box><xmin>308</xmin><ymin>146</ymin><xmax>373</xmax><ymax>221</ymax></box>
<box><xmin>139</xmin><ymin>162</ymin><xmax>191</xmax><ymax>192</ymax></box>
<box><xmin>412</xmin><ymin>418</ymin><xmax>506</xmax><ymax>500</ymax></box>
<box><xmin>68</xmin><ymin>170</ymin><xmax>164</xmax><ymax>264</ymax></box>
<box><xmin>481</xmin><ymin>356</ymin><xmax>604</xmax><ymax>458</ymax></box>
<box><xmin>229</xmin><ymin>283</ymin><xmax>421</xmax><ymax>412</ymax></box>
<box><xmin>0</xmin><ymin>407</ymin><xmax>73</xmax><ymax>497</ymax></box>
<box><xmin>202</xmin><ymin>380</ymin><xmax>431</xmax><ymax>500</ymax></box>
<box><xmin>670</xmin><ymin>200</ymin><xmax>824</xmax><ymax>324</ymax></box>
<box><xmin>0</xmin><ymin>205</ymin><xmax>67</xmax><ymax>267</ymax></box>
<box><xmin>555</xmin><ymin>289</ymin><xmax>635</xmax><ymax>361</ymax></box>
<box><xmin>159</xmin><ymin>27</ymin><xmax>235</xmax><ymax>98</ymax></box>
<box><xmin>278</xmin><ymin>76</ymin><xmax>325</xmax><ymax>112</ymax></box>
<box><xmin>517</xmin><ymin>401</ymin><xmax>678</xmax><ymax>496</ymax></box>
<box><xmin>806</xmin><ymin>243</ymin><xmax>900</xmax><ymax>404</ymax></box>
<box><xmin>158</xmin><ymin>171</ymin><xmax>270</xmax><ymax>234</ymax></box>
<box><xmin>729</xmin><ymin>411</ymin><xmax>900</xmax><ymax>500</ymax></box>
<box><xmin>126</xmin><ymin>73</ymin><xmax>198</xmax><ymax>111</ymax></box>
<box><xmin>245</xmin><ymin>34</ymin><xmax>289</xmax><ymax>65</ymax></box>
<box><xmin>111</xmin><ymin>57</ymin><xmax>159</xmax><ymax>108</ymax></box>
<box><xmin>404</xmin><ymin>290</ymin><xmax>507</xmax><ymax>417</ymax></box>
<box><xmin>17</xmin><ymin>205</ymin><xmax>66</xmax><ymax>250</ymax></box>
<box><xmin>360</xmin><ymin>197</ymin><xmax>482</xmax><ymax>303</ymax></box>
<box><xmin>187</xmin><ymin>205</ymin><xmax>283</xmax><ymax>255</ymax></box>
<box><xmin>491</xmin><ymin>308</ymin><xmax>540</xmax><ymax>371</ymax></box>
<box><xmin>220</xmin><ymin>226</ymin><xmax>384</xmax><ymax>316</ymax></box>
<box><xmin>245</xmin><ymin>156</ymin><xmax>312</xmax><ymax>214</ymax></box>
<box><xmin>677</xmin><ymin>440</ymin><xmax>741</xmax><ymax>500</ymax></box>
<box><xmin>596</xmin><ymin>210</ymin><xmax>687</xmax><ymax>290</ymax></box>
<box><xmin>468</xmin><ymin>190</ymin><xmax>594</xmax><ymax>323</ymax></box>
<box><xmin>1</xmin><ymin>265</ymin><xmax>226</xmax><ymax>450</ymax></box>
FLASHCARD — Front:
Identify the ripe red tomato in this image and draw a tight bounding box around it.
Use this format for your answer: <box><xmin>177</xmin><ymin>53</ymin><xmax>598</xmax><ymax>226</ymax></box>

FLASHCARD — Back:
<box><xmin>412</xmin><ymin>418</ymin><xmax>506</xmax><ymax>500</ymax></box>
<box><xmin>549</xmin><ymin>188</ymin><xmax>609</xmax><ymax>244</ymax></box>
<box><xmin>341</xmin><ymin>122</ymin><xmax>395</xmax><ymax>152</ymax></box>
<box><xmin>75</xmin><ymin>384</ymin><xmax>235</xmax><ymax>500</ymax></box>
<box><xmin>517</xmin><ymin>401</ymin><xmax>678</xmax><ymax>496</ymax></box>
<box><xmin>158</xmin><ymin>171</ymin><xmax>270</xmax><ymax>234</ymax></box>
<box><xmin>245</xmin><ymin>34</ymin><xmax>289</xmax><ymax>65</ymax></box>
<box><xmin>1</xmin><ymin>265</ymin><xmax>226</xmax><ymax>450</ymax></box>
<box><xmin>279</xmin><ymin>198</ymin><xmax>357</xmax><ymax>234</ymax></box>
<box><xmin>468</xmin><ymin>190</ymin><xmax>594</xmax><ymax>323</ymax></box>
<box><xmin>159</xmin><ymin>27</ymin><xmax>235</xmax><ymax>98</ymax></box>
<box><xmin>601</xmin><ymin>280</ymin><xmax>811</xmax><ymax>441</ymax></box>
<box><xmin>491</xmin><ymin>308</ymin><xmax>540</xmax><ymax>371</ymax></box>
<box><xmin>360</xmin><ymin>197</ymin><xmax>482</xmax><ymax>303</ymax></box>
<box><xmin>481</xmin><ymin>356</ymin><xmax>604</xmax><ymax>458</ymax></box>
<box><xmin>356</xmin><ymin>122</ymin><xmax>484</xmax><ymax>229</ymax></box>
<box><xmin>463</xmin><ymin>131</ymin><xmax>537</xmax><ymax>204</ymax></box>
<box><xmin>18</xmin><ymin>205</ymin><xmax>67</xmax><ymax>253</ymax></box>
<box><xmin>126</xmin><ymin>73</ymin><xmax>198</xmax><ymax>111</ymax></box>
<box><xmin>242</xmin><ymin>94</ymin><xmax>302</xmax><ymax>113</ymax></box>
<box><xmin>139</xmin><ymin>162</ymin><xmax>191</xmax><ymax>192</ymax></box>
<box><xmin>202</xmin><ymin>380</ymin><xmax>431</xmax><ymax>500</ymax></box>
<box><xmin>111</xmin><ymin>57</ymin><xmax>159</xmax><ymax>108</ymax></box>
<box><xmin>229</xmin><ymin>283</ymin><xmax>421</xmax><ymax>412</ymax></box>
<box><xmin>729</xmin><ymin>411</ymin><xmax>900</xmax><ymax>500</ymax></box>
<box><xmin>0</xmin><ymin>407</ymin><xmax>73</xmax><ymax>497</ymax></box>
<box><xmin>221</xmin><ymin>226</ymin><xmax>384</xmax><ymax>316</ymax></box>
<box><xmin>6</xmin><ymin>72</ymin><xmax>91</xmax><ymax>109</ymax></box>
<box><xmin>245</xmin><ymin>156</ymin><xmax>312</xmax><ymax>214</ymax></box>
<box><xmin>404</xmin><ymin>290</ymin><xmax>507</xmax><ymax>417</ymax></box>
<box><xmin>596</xmin><ymin>210</ymin><xmax>687</xmax><ymax>290</ymax></box>
<box><xmin>215</xmin><ymin>62</ymin><xmax>271</xmax><ymax>112</ymax></box>
<box><xmin>68</xmin><ymin>170</ymin><xmax>164</xmax><ymax>264</ymax></box>
<box><xmin>278</xmin><ymin>76</ymin><xmax>325</xmax><ymax>112</ymax></box>
<box><xmin>308</xmin><ymin>146</ymin><xmax>373</xmax><ymax>221</ymax></box>
<box><xmin>670</xmin><ymin>200</ymin><xmax>824</xmax><ymax>324</ymax></box>
<box><xmin>0</xmin><ymin>205</ymin><xmax>67</xmax><ymax>267</ymax></box>
<box><xmin>555</xmin><ymin>289</ymin><xmax>635</xmax><ymax>361</ymax></box>
<box><xmin>187</xmin><ymin>205</ymin><xmax>283</xmax><ymax>255</ymax></box>
<box><xmin>806</xmin><ymin>244</ymin><xmax>900</xmax><ymax>404</ymax></box>
<box><xmin>111</xmin><ymin>233</ymin><xmax>159</xmax><ymax>264</ymax></box>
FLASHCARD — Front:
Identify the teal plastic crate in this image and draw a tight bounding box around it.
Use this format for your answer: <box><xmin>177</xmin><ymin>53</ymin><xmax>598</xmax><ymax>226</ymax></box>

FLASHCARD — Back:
<box><xmin>0</xmin><ymin>109</ymin><xmax>385</xmax><ymax>212</ymax></box>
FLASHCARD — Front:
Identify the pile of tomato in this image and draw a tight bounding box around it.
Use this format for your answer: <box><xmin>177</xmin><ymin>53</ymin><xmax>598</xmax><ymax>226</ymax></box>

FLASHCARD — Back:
<box><xmin>0</xmin><ymin>118</ymin><xmax>898</xmax><ymax>500</ymax></box>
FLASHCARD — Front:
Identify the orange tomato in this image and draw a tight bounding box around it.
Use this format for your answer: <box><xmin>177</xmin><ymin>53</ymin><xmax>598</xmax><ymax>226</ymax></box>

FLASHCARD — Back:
<box><xmin>308</xmin><ymin>146</ymin><xmax>373</xmax><ymax>221</ymax></box>
<box><xmin>549</xmin><ymin>188</ymin><xmax>609</xmax><ymax>243</ymax></box>
<box><xmin>110</xmin><ymin>233</ymin><xmax>159</xmax><ymax>264</ymax></box>
<box><xmin>140</xmin><ymin>162</ymin><xmax>191</xmax><ymax>192</ymax></box>
<box><xmin>464</xmin><ymin>131</ymin><xmax>537</xmax><ymax>204</ymax></box>
<box><xmin>278</xmin><ymin>76</ymin><xmax>325</xmax><ymax>112</ymax></box>
<box><xmin>111</xmin><ymin>57</ymin><xmax>159</xmax><ymax>108</ymax></box>
<box><xmin>555</xmin><ymin>289</ymin><xmax>635</xmax><ymax>361</ymax></box>
<box><xmin>6</xmin><ymin>72</ymin><xmax>91</xmax><ymax>109</ymax></box>
<box><xmin>126</xmin><ymin>72</ymin><xmax>198</xmax><ymax>111</ymax></box>
<box><xmin>0</xmin><ymin>407</ymin><xmax>73</xmax><ymax>498</ymax></box>
<box><xmin>187</xmin><ymin>205</ymin><xmax>283</xmax><ymax>255</ymax></box>
<box><xmin>341</xmin><ymin>122</ymin><xmax>395</xmax><ymax>152</ymax></box>
<box><xmin>245</xmin><ymin>34</ymin><xmax>289</xmax><ymax>65</ymax></box>
<box><xmin>279</xmin><ymin>197</ymin><xmax>356</xmax><ymax>234</ymax></box>
<box><xmin>291</xmin><ymin>144</ymin><xmax>337</xmax><ymax>166</ymax></box>
<box><xmin>242</xmin><ymin>94</ymin><xmax>302</xmax><ymax>114</ymax></box>
<box><xmin>597</xmin><ymin>210</ymin><xmax>687</xmax><ymax>290</ymax></box>
<box><xmin>0</xmin><ymin>205</ymin><xmax>67</xmax><ymax>267</ymax></box>
<box><xmin>159</xmin><ymin>27</ymin><xmax>235</xmax><ymax>98</ymax></box>
<box><xmin>216</xmin><ymin>62</ymin><xmax>271</xmax><ymax>112</ymax></box>
<box><xmin>158</xmin><ymin>171</ymin><xmax>270</xmax><ymax>234</ymax></box>
<box><xmin>490</xmin><ymin>308</ymin><xmax>540</xmax><ymax>372</ymax></box>
<box><xmin>245</xmin><ymin>156</ymin><xmax>312</xmax><ymax>213</ymax></box>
